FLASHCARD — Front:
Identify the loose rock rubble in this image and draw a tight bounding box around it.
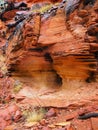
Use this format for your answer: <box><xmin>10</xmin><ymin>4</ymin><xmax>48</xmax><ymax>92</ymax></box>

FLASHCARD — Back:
<box><xmin>0</xmin><ymin>104</ymin><xmax>22</xmax><ymax>129</ymax></box>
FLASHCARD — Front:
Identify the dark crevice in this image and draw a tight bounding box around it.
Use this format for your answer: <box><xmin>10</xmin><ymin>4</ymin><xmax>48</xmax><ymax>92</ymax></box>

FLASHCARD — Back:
<box><xmin>89</xmin><ymin>63</ymin><xmax>96</xmax><ymax>68</ymax></box>
<box><xmin>7</xmin><ymin>64</ymin><xmax>19</xmax><ymax>75</ymax></box>
<box><xmin>6</xmin><ymin>17</ymin><xmax>25</xmax><ymax>29</ymax></box>
<box><xmin>85</xmin><ymin>51</ymin><xmax>98</xmax><ymax>83</ymax></box>
<box><xmin>83</xmin><ymin>0</ymin><xmax>96</xmax><ymax>6</ymax></box>
<box><xmin>44</xmin><ymin>53</ymin><xmax>62</xmax><ymax>86</ymax></box>
<box><xmin>94</xmin><ymin>51</ymin><xmax>98</xmax><ymax>60</ymax></box>
<box><xmin>94</xmin><ymin>51</ymin><xmax>98</xmax><ymax>71</ymax></box>
<box><xmin>86</xmin><ymin>71</ymin><xmax>96</xmax><ymax>83</ymax></box>
<box><xmin>11</xmin><ymin>46</ymin><xmax>22</xmax><ymax>52</ymax></box>
<box><xmin>55</xmin><ymin>73</ymin><xmax>62</xmax><ymax>86</ymax></box>
<box><xmin>8</xmin><ymin>68</ymin><xmax>16</xmax><ymax>73</ymax></box>
<box><xmin>29</xmin><ymin>46</ymin><xmax>48</xmax><ymax>52</ymax></box>
<box><xmin>44</xmin><ymin>53</ymin><xmax>53</xmax><ymax>63</ymax></box>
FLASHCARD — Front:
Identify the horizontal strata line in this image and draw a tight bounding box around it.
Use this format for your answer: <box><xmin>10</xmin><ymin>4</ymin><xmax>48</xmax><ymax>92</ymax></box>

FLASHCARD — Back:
<box><xmin>76</xmin><ymin>58</ymin><xmax>95</xmax><ymax>60</ymax></box>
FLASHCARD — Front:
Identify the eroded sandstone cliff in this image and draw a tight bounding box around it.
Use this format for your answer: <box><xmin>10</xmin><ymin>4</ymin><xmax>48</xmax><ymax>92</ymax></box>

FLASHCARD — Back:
<box><xmin>4</xmin><ymin>0</ymin><xmax>98</xmax><ymax>88</ymax></box>
<box><xmin>0</xmin><ymin>0</ymin><xmax>97</xmax><ymax>108</ymax></box>
<box><xmin>0</xmin><ymin>1</ymin><xmax>98</xmax><ymax>129</ymax></box>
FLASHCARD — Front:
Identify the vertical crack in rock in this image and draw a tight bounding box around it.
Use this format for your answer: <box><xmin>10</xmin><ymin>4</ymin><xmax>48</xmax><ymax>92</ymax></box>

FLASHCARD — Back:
<box><xmin>44</xmin><ymin>53</ymin><xmax>53</xmax><ymax>63</ymax></box>
<box><xmin>44</xmin><ymin>52</ymin><xmax>62</xmax><ymax>86</ymax></box>
<box><xmin>86</xmin><ymin>71</ymin><xmax>96</xmax><ymax>83</ymax></box>
<box><xmin>55</xmin><ymin>72</ymin><xmax>62</xmax><ymax>86</ymax></box>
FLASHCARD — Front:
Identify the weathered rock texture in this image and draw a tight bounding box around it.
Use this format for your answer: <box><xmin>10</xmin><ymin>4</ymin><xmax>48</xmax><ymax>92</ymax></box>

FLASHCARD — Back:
<box><xmin>16</xmin><ymin>0</ymin><xmax>62</xmax><ymax>3</ymax></box>
<box><xmin>0</xmin><ymin>1</ymin><xmax>98</xmax><ymax>129</ymax></box>
<box><xmin>6</xmin><ymin>0</ymin><xmax>98</xmax><ymax>89</ymax></box>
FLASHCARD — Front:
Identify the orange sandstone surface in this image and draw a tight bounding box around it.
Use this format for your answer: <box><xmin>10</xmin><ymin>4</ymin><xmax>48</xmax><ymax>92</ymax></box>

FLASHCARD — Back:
<box><xmin>0</xmin><ymin>0</ymin><xmax>98</xmax><ymax>129</ymax></box>
<box><xmin>0</xmin><ymin>0</ymin><xmax>97</xmax><ymax>108</ymax></box>
<box><xmin>3</xmin><ymin>0</ymin><xmax>98</xmax><ymax>107</ymax></box>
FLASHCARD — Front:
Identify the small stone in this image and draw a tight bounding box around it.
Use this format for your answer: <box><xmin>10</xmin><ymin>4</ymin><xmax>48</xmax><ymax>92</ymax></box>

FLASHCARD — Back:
<box><xmin>45</xmin><ymin>108</ymin><xmax>57</xmax><ymax>117</ymax></box>
<box><xmin>14</xmin><ymin>110</ymin><xmax>22</xmax><ymax>122</ymax></box>
<box><xmin>58</xmin><ymin>128</ymin><xmax>66</xmax><ymax>130</ymax></box>
<box><xmin>73</xmin><ymin>119</ymin><xmax>92</xmax><ymax>130</ymax></box>
<box><xmin>1</xmin><ymin>110</ymin><xmax>10</xmax><ymax>121</ymax></box>
<box><xmin>37</xmin><ymin>125</ymin><xmax>43</xmax><ymax>129</ymax></box>
<box><xmin>42</xmin><ymin>126</ymin><xmax>51</xmax><ymax>130</ymax></box>
<box><xmin>33</xmin><ymin>126</ymin><xmax>39</xmax><ymax>130</ymax></box>
<box><xmin>40</xmin><ymin>119</ymin><xmax>46</xmax><ymax>125</ymax></box>
<box><xmin>7</xmin><ymin>104</ymin><xmax>19</xmax><ymax>115</ymax></box>
<box><xmin>78</xmin><ymin>10</ymin><xmax>88</xmax><ymax>17</ymax></box>
<box><xmin>0</xmin><ymin>118</ymin><xmax>7</xmax><ymax>130</ymax></box>
<box><xmin>91</xmin><ymin>117</ymin><xmax>98</xmax><ymax>130</ymax></box>
<box><xmin>65</xmin><ymin>111</ymin><xmax>78</xmax><ymax>121</ymax></box>
<box><xmin>5</xmin><ymin>95</ymin><xmax>12</xmax><ymax>103</ymax></box>
<box><xmin>4</xmin><ymin>125</ymin><xmax>16</xmax><ymax>130</ymax></box>
<box><xmin>24</xmin><ymin>122</ymin><xmax>38</xmax><ymax>128</ymax></box>
<box><xmin>0</xmin><ymin>72</ymin><xmax>3</xmax><ymax>78</ymax></box>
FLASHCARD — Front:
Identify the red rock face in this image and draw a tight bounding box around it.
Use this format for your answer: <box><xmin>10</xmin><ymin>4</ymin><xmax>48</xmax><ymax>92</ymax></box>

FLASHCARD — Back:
<box><xmin>16</xmin><ymin>0</ymin><xmax>62</xmax><ymax>3</ymax></box>
<box><xmin>7</xmin><ymin>0</ymin><xmax>97</xmax><ymax>84</ymax></box>
<box><xmin>0</xmin><ymin>2</ymin><xmax>98</xmax><ymax>130</ymax></box>
<box><xmin>0</xmin><ymin>0</ymin><xmax>98</xmax><ymax>109</ymax></box>
<box><xmin>5</xmin><ymin>0</ymin><xmax>98</xmax><ymax>88</ymax></box>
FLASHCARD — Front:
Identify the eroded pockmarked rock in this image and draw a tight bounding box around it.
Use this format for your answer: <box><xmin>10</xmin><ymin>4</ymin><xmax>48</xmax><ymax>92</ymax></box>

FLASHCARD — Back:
<box><xmin>6</xmin><ymin>0</ymin><xmax>98</xmax><ymax>88</ymax></box>
<box><xmin>0</xmin><ymin>0</ymin><xmax>98</xmax><ymax>129</ymax></box>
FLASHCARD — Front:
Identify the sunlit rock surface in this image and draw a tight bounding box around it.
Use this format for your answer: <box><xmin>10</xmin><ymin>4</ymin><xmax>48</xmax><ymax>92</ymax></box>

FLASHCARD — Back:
<box><xmin>6</xmin><ymin>0</ymin><xmax>98</xmax><ymax>89</ymax></box>
<box><xmin>16</xmin><ymin>0</ymin><xmax>62</xmax><ymax>3</ymax></box>
<box><xmin>0</xmin><ymin>0</ymin><xmax>98</xmax><ymax>111</ymax></box>
<box><xmin>0</xmin><ymin>1</ymin><xmax>98</xmax><ymax>129</ymax></box>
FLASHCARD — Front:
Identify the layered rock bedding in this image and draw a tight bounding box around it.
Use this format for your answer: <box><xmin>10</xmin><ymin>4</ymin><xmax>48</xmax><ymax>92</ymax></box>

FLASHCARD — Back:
<box><xmin>0</xmin><ymin>0</ymin><xmax>98</xmax><ymax>129</ymax></box>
